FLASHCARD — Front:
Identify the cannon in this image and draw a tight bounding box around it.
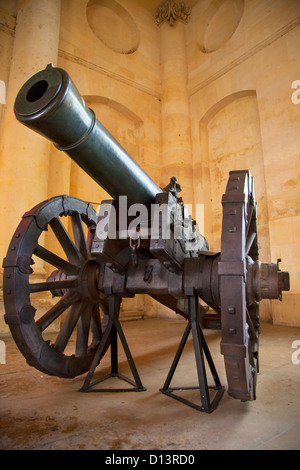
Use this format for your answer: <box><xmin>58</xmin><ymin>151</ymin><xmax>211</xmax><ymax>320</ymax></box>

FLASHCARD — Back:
<box><xmin>2</xmin><ymin>64</ymin><xmax>290</xmax><ymax>412</ymax></box>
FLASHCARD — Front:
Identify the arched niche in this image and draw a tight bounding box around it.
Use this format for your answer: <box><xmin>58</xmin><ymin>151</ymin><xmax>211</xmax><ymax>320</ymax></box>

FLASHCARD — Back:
<box><xmin>198</xmin><ymin>91</ymin><xmax>271</xmax><ymax>274</ymax></box>
<box><xmin>69</xmin><ymin>95</ymin><xmax>144</xmax><ymax>206</ymax></box>
<box><xmin>69</xmin><ymin>96</ymin><xmax>145</xmax><ymax>318</ymax></box>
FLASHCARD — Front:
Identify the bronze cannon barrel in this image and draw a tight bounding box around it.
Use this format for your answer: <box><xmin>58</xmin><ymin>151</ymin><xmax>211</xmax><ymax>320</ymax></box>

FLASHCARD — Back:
<box><xmin>14</xmin><ymin>64</ymin><xmax>161</xmax><ymax>206</ymax></box>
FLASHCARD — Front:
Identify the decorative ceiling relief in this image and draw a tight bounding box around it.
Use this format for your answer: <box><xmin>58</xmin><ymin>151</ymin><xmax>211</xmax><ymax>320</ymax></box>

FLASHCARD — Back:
<box><xmin>86</xmin><ymin>0</ymin><xmax>140</xmax><ymax>54</ymax></box>
<box><xmin>154</xmin><ymin>0</ymin><xmax>191</xmax><ymax>27</ymax></box>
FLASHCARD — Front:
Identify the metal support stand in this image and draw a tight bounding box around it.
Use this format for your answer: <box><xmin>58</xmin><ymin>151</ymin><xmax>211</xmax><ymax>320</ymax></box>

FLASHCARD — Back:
<box><xmin>160</xmin><ymin>296</ymin><xmax>224</xmax><ymax>413</ymax></box>
<box><xmin>80</xmin><ymin>295</ymin><xmax>146</xmax><ymax>393</ymax></box>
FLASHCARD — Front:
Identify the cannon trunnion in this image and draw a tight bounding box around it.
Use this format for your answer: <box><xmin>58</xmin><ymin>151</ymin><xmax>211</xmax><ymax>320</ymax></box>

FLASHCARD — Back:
<box><xmin>2</xmin><ymin>65</ymin><xmax>290</xmax><ymax>412</ymax></box>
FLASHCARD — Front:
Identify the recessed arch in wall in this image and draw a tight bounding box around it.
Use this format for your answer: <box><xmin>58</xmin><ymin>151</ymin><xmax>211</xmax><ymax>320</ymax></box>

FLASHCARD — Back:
<box><xmin>201</xmin><ymin>90</ymin><xmax>256</xmax><ymax>124</ymax></box>
<box><xmin>70</xmin><ymin>95</ymin><xmax>144</xmax><ymax>204</ymax></box>
<box><xmin>196</xmin><ymin>0</ymin><xmax>244</xmax><ymax>53</ymax></box>
<box><xmin>70</xmin><ymin>95</ymin><xmax>145</xmax><ymax>317</ymax></box>
<box><xmin>198</xmin><ymin>90</ymin><xmax>271</xmax><ymax>276</ymax></box>
<box><xmin>86</xmin><ymin>0</ymin><xmax>140</xmax><ymax>54</ymax></box>
<box><xmin>84</xmin><ymin>95</ymin><xmax>144</xmax><ymax>164</ymax></box>
<box><xmin>84</xmin><ymin>95</ymin><xmax>143</xmax><ymax>126</ymax></box>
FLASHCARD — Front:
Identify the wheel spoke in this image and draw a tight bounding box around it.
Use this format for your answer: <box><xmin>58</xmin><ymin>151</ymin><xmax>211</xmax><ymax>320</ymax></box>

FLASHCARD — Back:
<box><xmin>34</xmin><ymin>244</ymin><xmax>80</xmax><ymax>275</ymax></box>
<box><xmin>50</xmin><ymin>217</ymin><xmax>83</xmax><ymax>265</ymax></box>
<box><xmin>71</xmin><ymin>213</ymin><xmax>90</xmax><ymax>259</ymax></box>
<box><xmin>99</xmin><ymin>299</ymin><xmax>109</xmax><ymax>316</ymax></box>
<box><xmin>54</xmin><ymin>301</ymin><xmax>85</xmax><ymax>355</ymax></box>
<box><xmin>37</xmin><ymin>291</ymin><xmax>80</xmax><ymax>332</ymax></box>
<box><xmin>245</xmin><ymin>231</ymin><xmax>256</xmax><ymax>257</ymax></box>
<box><xmin>248</xmin><ymin>302</ymin><xmax>259</xmax><ymax>329</ymax></box>
<box><xmin>91</xmin><ymin>303</ymin><xmax>103</xmax><ymax>344</ymax></box>
<box><xmin>76</xmin><ymin>303</ymin><xmax>93</xmax><ymax>357</ymax></box>
<box><xmin>248</xmin><ymin>344</ymin><xmax>256</xmax><ymax>368</ymax></box>
<box><xmin>246</xmin><ymin>308</ymin><xmax>258</xmax><ymax>343</ymax></box>
<box><xmin>245</xmin><ymin>203</ymin><xmax>254</xmax><ymax>239</ymax></box>
<box><xmin>29</xmin><ymin>279</ymin><xmax>78</xmax><ymax>294</ymax></box>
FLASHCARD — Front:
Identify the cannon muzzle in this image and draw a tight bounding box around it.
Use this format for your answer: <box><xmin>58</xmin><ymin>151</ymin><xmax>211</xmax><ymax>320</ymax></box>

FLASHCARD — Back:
<box><xmin>14</xmin><ymin>64</ymin><xmax>161</xmax><ymax>206</ymax></box>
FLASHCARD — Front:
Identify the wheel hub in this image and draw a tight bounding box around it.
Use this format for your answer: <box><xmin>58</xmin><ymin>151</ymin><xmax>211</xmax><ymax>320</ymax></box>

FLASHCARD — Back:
<box><xmin>47</xmin><ymin>259</ymin><xmax>101</xmax><ymax>302</ymax></box>
<box><xmin>246</xmin><ymin>258</ymin><xmax>290</xmax><ymax>304</ymax></box>
<box><xmin>77</xmin><ymin>259</ymin><xmax>101</xmax><ymax>301</ymax></box>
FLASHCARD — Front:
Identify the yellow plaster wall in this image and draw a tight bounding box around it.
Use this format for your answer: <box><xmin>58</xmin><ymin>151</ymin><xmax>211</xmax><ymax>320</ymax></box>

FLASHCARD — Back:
<box><xmin>188</xmin><ymin>0</ymin><xmax>300</xmax><ymax>326</ymax></box>
<box><xmin>0</xmin><ymin>6</ymin><xmax>15</xmax><ymax>134</ymax></box>
<box><xmin>0</xmin><ymin>0</ymin><xmax>299</xmax><ymax>329</ymax></box>
<box><xmin>56</xmin><ymin>0</ymin><xmax>163</xmax><ymax>319</ymax></box>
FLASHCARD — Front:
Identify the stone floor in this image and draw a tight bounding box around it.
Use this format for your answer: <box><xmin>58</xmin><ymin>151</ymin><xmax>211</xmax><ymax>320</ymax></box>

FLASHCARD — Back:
<box><xmin>0</xmin><ymin>317</ymin><xmax>299</xmax><ymax>450</ymax></box>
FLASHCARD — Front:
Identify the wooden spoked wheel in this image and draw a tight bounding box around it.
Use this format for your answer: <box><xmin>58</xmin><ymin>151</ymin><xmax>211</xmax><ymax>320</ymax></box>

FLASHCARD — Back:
<box><xmin>219</xmin><ymin>171</ymin><xmax>259</xmax><ymax>401</ymax></box>
<box><xmin>3</xmin><ymin>195</ymin><xmax>109</xmax><ymax>378</ymax></box>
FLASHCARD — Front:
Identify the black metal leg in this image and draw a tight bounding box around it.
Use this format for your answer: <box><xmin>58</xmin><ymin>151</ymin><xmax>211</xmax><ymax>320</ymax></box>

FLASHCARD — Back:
<box><xmin>79</xmin><ymin>295</ymin><xmax>146</xmax><ymax>393</ymax></box>
<box><xmin>79</xmin><ymin>317</ymin><xmax>113</xmax><ymax>392</ymax></box>
<box><xmin>199</xmin><ymin>324</ymin><xmax>222</xmax><ymax>388</ymax></box>
<box><xmin>190</xmin><ymin>296</ymin><xmax>211</xmax><ymax>412</ymax></box>
<box><xmin>161</xmin><ymin>321</ymin><xmax>191</xmax><ymax>391</ymax></box>
<box><xmin>160</xmin><ymin>295</ymin><xmax>224</xmax><ymax>413</ymax></box>
<box><xmin>115</xmin><ymin>318</ymin><xmax>145</xmax><ymax>390</ymax></box>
